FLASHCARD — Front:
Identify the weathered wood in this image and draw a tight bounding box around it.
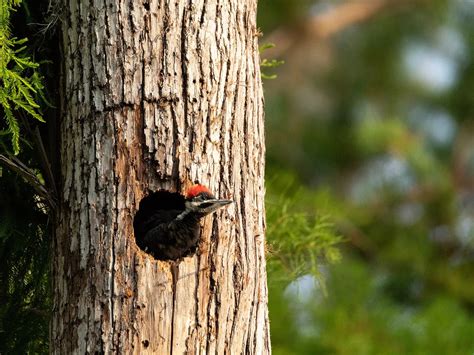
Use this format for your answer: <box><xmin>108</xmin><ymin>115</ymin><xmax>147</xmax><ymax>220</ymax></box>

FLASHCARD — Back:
<box><xmin>53</xmin><ymin>0</ymin><xmax>269</xmax><ymax>353</ymax></box>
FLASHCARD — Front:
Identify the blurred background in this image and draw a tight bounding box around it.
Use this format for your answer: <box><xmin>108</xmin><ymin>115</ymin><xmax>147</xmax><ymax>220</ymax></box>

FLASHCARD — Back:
<box><xmin>259</xmin><ymin>0</ymin><xmax>474</xmax><ymax>354</ymax></box>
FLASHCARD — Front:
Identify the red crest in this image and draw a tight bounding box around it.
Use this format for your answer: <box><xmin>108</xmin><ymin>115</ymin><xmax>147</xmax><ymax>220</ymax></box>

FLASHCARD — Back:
<box><xmin>186</xmin><ymin>184</ymin><xmax>213</xmax><ymax>199</ymax></box>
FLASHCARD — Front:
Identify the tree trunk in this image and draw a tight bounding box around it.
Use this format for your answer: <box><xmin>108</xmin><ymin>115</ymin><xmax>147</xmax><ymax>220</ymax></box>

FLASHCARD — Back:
<box><xmin>52</xmin><ymin>0</ymin><xmax>269</xmax><ymax>353</ymax></box>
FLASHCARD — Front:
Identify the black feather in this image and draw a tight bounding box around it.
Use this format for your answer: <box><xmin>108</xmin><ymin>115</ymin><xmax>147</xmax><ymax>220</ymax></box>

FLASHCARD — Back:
<box><xmin>133</xmin><ymin>190</ymin><xmax>200</xmax><ymax>260</ymax></box>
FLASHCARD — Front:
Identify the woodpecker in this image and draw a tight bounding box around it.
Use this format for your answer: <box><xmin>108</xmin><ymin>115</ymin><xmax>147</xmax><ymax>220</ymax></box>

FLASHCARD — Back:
<box><xmin>133</xmin><ymin>185</ymin><xmax>232</xmax><ymax>260</ymax></box>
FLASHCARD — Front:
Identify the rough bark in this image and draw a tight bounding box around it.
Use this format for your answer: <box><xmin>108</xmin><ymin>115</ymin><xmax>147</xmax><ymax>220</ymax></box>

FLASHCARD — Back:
<box><xmin>52</xmin><ymin>0</ymin><xmax>269</xmax><ymax>353</ymax></box>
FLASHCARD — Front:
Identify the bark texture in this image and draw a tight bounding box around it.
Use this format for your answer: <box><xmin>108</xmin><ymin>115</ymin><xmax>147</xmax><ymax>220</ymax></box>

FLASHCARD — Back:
<box><xmin>53</xmin><ymin>0</ymin><xmax>269</xmax><ymax>353</ymax></box>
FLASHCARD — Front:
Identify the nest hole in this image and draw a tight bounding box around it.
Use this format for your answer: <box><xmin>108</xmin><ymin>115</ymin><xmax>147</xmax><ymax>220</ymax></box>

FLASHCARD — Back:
<box><xmin>134</xmin><ymin>190</ymin><xmax>195</xmax><ymax>261</ymax></box>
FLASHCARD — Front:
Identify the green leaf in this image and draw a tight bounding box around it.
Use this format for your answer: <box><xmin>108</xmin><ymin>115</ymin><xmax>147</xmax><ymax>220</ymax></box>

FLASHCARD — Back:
<box><xmin>0</xmin><ymin>0</ymin><xmax>46</xmax><ymax>154</ymax></box>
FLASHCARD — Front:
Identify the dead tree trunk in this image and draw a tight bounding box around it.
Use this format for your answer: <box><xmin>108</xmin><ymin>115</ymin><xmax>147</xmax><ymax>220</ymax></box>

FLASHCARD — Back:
<box><xmin>52</xmin><ymin>0</ymin><xmax>269</xmax><ymax>353</ymax></box>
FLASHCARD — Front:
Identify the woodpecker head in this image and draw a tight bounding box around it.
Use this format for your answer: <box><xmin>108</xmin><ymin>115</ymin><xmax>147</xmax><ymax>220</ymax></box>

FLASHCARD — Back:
<box><xmin>184</xmin><ymin>184</ymin><xmax>233</xmax><ymax>217</ymax></box>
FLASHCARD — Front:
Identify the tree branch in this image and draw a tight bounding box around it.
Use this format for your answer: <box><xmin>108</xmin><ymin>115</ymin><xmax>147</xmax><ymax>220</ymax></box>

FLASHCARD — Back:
<box><xmin>264</xmin><ymin>0</ymin><xmax>420</xmax><ymax>58</ymax></box>
<box><xmin>0</xmin><ymin>153</ymin><xmax>56</xmax><ymax>210</ymax></box>
<box><xmin>18</xmin><ymin>111</ymin><xmax>58</xmax><ymax>197</ymax></box>
<box><xmin>34</xmin><ymin>126</ymin><xmax>58</xmax><ymax>196</ymax></box>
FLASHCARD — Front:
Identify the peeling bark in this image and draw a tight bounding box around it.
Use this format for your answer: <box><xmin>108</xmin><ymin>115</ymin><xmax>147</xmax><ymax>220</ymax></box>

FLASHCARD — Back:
<box><xmin>53</xmin><ymin>0</ymin><xmax>269</xmax><ymax>353</ymax></box>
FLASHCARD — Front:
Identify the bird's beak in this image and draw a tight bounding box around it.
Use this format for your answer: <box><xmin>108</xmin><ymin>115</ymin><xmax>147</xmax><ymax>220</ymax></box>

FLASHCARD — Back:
<box><xmin>210</xmin><ymin>198</ymin><xmax>233</xmax><ymax>210</ymax></box>
<box><xmin>214</xmin><ymin>199</ymin><xmax>233</xmax><ymax>206</ymax></box>
<box><xmin>199</xmin><ymin>198</ymin><xmax>233</xmax><ymax>214</ymax></box>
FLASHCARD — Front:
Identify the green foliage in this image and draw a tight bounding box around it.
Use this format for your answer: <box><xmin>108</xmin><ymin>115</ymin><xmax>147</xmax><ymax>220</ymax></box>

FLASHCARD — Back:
<box><xmin>0</xmin><ymin>1</ymin><xmax>51</xmax><ymax>353</ymax></box>
<box><xmin>0</xmin><ymin>167</ymin><xmax>50</xmax><ymax>354</ymax></box>
<box><xmin>266</xmin><ymin>172</ymin><xmax>342</xmax><ymax>290</ymax></box>
<box><xmin>0</xmin><ymin>0</ymin><xmax>45</xmax><ymax>155</ymax></box>
<box><xmin>262</xmin><ymin>0</ymin><xmax>474</xmax><ymax>353</ymax></box>
<box><xmin>308</xmin><ymin>260</ymin><xmax>474</xmax><ymax>355</ymax></box>
<box><xmin>266</xmin><ymin>173</ymin><xmax>343</xmax><ymax>353</ymax></box>
<box><xmin>260</xmin><ymin>43</ymin><xmax>285</xmax><ymax>80</ymax></box>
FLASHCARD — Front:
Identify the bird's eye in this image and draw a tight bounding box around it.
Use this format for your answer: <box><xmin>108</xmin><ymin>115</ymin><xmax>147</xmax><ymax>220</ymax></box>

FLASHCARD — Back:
<box><xmin>192</xmin><ymin>192</ymin><xmax>214</xmax><ymax>202</ymax></box>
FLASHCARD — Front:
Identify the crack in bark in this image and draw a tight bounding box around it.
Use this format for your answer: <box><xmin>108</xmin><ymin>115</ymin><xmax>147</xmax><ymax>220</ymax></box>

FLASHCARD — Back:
<box><xmin>205</xmin><ymin>218</ymin><xmax>219</xmax><ymax>353</ymax></box>
<box><xmin>194</xmin><ymin>251</ymin><xmax>201</xmax><ymax>348</ymax></box>
<box><xmin>169</xmin><ymin>261</ymin><xmax>179</xmax><ymax>355</ymax></box>
<box><xmin>109</xmin><ymin>114</ymin><xmax>119</xmax><ymax>353</ymax></box>
<box><xmin>140</xmin><ymin>34</ymin><xmax>147</xmax><ymax>171</ymax></box>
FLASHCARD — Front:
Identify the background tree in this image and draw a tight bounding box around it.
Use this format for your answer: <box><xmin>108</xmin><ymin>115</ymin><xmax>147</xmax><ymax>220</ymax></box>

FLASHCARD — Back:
<box><xmin>51</xmin><ymin>0</ymin><xmax>269</xmax><ymax>353</ymax></box>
